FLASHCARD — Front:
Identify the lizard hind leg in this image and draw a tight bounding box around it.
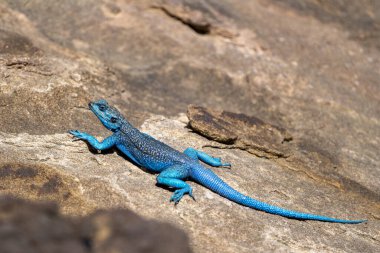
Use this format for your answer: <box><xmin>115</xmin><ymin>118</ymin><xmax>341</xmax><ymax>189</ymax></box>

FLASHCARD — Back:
<box><xmin>156</xmin><ymin>165</ymin><xmax>194</xmax><ymax>204</ymax></box>
<box><xmin>184</xmin><ymin>147</ymin><xmax>231</xmax><ymax>167</ymax></box>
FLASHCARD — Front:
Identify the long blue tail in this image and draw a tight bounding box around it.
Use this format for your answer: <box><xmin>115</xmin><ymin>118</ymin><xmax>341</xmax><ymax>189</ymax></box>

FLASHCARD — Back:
<box><xmin>190</xmin><ymin>166</ymin><xmax>366</xmax><ymax>224</ymax></box>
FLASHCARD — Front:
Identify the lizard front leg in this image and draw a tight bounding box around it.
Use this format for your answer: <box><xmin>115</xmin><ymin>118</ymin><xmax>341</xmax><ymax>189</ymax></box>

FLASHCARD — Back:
<box><xmin>69</xmin><ymin>130</ymin><xmax>117</xmax><ymax>151</ymax></box>
<box><xmin>156</xmin><ymin>165</ymin><xmax>194</xmax><ymax>204</ymax></box>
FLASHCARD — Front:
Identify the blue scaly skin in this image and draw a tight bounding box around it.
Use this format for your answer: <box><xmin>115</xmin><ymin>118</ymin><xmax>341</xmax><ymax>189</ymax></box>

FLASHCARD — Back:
<box><xmin>69</xmin><ymin>99</ymin><xmax>366</xmax><ymax>224</ymax></box>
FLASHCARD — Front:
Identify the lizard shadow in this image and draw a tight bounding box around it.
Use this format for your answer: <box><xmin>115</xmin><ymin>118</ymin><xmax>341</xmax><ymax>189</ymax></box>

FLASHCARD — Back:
<box><xmin>113</xmin><ymin>147</ymin><xmax>178</xmax><ymax>193</ymax></box>
<box><xmin>85</xmin><ymin>144</ymin><xmax>144</xmax><ymax>170</ymax></box>
<box><xmin>87</xmin><ymin>143</ymin><xmax>161</xmax><ymax>175</ymax></box>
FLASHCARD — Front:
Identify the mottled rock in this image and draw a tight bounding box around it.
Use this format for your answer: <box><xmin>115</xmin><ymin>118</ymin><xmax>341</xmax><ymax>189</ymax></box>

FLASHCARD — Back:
<box><xmin>187</xmin><ymin>105</ymin><xmax>292</xmax><ymax>158</ymax></box>
<box><xmin>0</xmin><ymin>197</ymin><xmax>87</xmax><ymax>253</ymax></box>
<box><xmin>0</xmin><ymin>197</ymin><xmax>191</xmax><ymax>253</ymax></box>
<box><xmin>81</xmin><ymin>209</ymin><xmax>191</xmax><ymax>253</ymax></box>
<box><xmin>269</xmin><ymin>0</ymin><xmax>380</xmax><ymax>50</ymax></box>
<box><xmin>0</xmin><ymin>0</ymin><xmax>379</xmax><ymax>252</ymax></box>
<box><xmin>0</xmin><ymin>163</ymin><xmax>94</xmax><ymax>215</ymax></box>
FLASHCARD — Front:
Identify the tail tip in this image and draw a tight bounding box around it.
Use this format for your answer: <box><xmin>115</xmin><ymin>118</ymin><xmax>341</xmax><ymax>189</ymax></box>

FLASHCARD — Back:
<box><xmin>347</xmin><ymin>219</ymin><xmax>367</xmax><ymax>224</ymax></box>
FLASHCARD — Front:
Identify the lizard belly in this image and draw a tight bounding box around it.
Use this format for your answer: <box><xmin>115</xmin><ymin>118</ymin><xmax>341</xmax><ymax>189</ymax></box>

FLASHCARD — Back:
<box><xmin>116</xmin><ymin>144</ymin><xmax>142</xmax><ymax>166</ymax></box>
<box><xmin>139</xmin><ymin>155</ymin><xmax>172</xmax><ymax>172</ymax></box>
<box><xmin>116</xmin><ymin>144</ymin><xmax>170</xmax><ymax>172</ymax></box>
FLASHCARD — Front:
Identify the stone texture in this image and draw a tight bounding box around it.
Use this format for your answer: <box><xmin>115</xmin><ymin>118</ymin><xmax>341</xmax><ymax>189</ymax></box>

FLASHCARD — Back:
<box><xmin>0</xmin><ymin>197</ymin><xmax>191</xmax><ymax>253</ymax></box>
<box><xmin>0</xmin><ymin>163</ymin><xmax>95</xmax><ymax>215</ymax></box>
<box><xmin>269</xmin><ymin>0</ymin><xmax>380</xmax><ymax>51</ymax></box>
<box><xmin>187</xmin><ymin>105</ymin><xmax>293</xmax><ymax>158</ymax></box>
<box><xmin>0</xmin><ymin>0</ymin><xmax>379</xmax><ymax>252</ymax></box>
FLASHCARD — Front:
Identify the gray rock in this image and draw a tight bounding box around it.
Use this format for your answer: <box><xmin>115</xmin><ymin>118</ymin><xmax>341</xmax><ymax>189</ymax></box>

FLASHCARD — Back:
<box><xmin>0</xmin><ymin>0</ymin><xmax>379</xmax><ymax>252</ymax></box>
<box><xmin>0</xmin><ymin>197</ymin><xmax>191</xmax><ymax>253</ymax></box>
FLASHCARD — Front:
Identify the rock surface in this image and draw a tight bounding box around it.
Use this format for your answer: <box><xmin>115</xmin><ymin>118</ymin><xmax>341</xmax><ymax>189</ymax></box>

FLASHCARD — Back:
<box><xmin>0</xmin><ymin>0</ymin><xmax>379</xmax><ymax>252</ymax></box>
<box><xmin>0</xmin><ymin>197</ymin><xmax>191</xmax><ymax>253</ymax></box>
<box><xmin>187</xmin><ymin>105</ymin><xmax>293</xmax><ymax>158</ymax></box>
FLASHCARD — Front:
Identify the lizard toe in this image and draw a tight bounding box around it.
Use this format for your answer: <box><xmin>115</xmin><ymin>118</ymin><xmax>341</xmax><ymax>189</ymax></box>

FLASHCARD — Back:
<box><xmin>69</xmin><ymin>130</ymin><xmax>88</xmax><ymax>140</ymax></box>
<box><xmin>170</xmin><ymin>187</ymin><xmax>194</xmax><ymax>204</ymax></box>
<box><xmin>171</xmin><ymin>190</ymin><xmax>184</xmax><ymax>204</ymax></box>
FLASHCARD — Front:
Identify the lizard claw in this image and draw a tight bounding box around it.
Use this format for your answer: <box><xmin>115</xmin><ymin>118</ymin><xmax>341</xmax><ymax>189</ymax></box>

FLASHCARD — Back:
<box><xmin>69</xmin><ymin>129</ymin><xmax>78</xmax><ymax>136</ymax></box>
<box><xmin>170</xmin><ymin>190</ymin><xmax>184</xmax><ymax>204</ymax></box>
<box><xmin>222</xmin><ymin>163</ymin><xmax>231</xmax><ymax>168</ymax></box>
<box><xmin>69</xmin><ymin>130</ymin><xmax>88</xmax><ymax>140</ymax></box>
<box><xmin>212</xmin><ymin>156</ymin><xmax>231</xmax><ymax>168</ymax></box>
<box><xmin>170</xmin><ymin>187</ymin><xmax>194</xmax><ymax>204</ymax></box>
<box><xmin>189</xmin><ymin>188</ymin><xmax>196</xmax><ymax>201</ymax></box>
<box><xmin>216</xmin><ymin>157</ymin><xmax>231</xmax><ymax>168</ymax></box>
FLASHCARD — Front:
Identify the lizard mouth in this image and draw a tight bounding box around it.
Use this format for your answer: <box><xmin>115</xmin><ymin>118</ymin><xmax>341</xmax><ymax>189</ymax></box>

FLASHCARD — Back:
<box><xmin>88</xmin><ymin>101</ymin><xmax>106</xmax><ymax>123</ymax></box>
<box><xmin>88</xmin><ymin>102</ymin><xmax>98</xmax><ymax>117</ymax></box>
<box><xmin>88</xmin><ymin>102</ymin><xmax>96</xmax><ymax>113</ymax></box>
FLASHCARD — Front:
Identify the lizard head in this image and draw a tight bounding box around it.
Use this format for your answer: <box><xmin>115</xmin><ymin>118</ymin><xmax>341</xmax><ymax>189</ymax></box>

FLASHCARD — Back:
<box><xmin>89</xmin><ymin>99</ymin><xmax>124</xmax><ymax>132</ymax></box>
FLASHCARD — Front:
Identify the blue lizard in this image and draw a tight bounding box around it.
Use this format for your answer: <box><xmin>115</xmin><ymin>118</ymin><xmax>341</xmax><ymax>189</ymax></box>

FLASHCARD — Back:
<box><xmin>69</xmin><ymin>99</ymin><xmax>366</xmax><ymax>224</ymax></box>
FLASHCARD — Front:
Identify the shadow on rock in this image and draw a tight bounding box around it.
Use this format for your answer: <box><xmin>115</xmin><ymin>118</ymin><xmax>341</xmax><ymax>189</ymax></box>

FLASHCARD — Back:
<box><xmin>0</xmin><ymin>196</ymin><xmax>192</xmax><ymax>253</ymax></box>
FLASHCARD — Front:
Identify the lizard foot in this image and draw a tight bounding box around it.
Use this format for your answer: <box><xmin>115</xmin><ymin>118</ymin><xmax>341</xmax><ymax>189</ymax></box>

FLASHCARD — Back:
<box><xmin>170</xmin><ymin>187</ymin><xmax>194</xmax><ymax>204</ymax></box>
<box><xmin>69</xmin><ymin>130</ymin><xmax>89</xmax><ymax>141</ymax></box>
<box><xmin>216</xmin><ymin>157</ymin><xmax>232</xmax><ymax>167</ymax></box>
<box><xmin>222</xmin><ymin>162</ymin><xmax>232</xmax><ymax>167</ymax></box>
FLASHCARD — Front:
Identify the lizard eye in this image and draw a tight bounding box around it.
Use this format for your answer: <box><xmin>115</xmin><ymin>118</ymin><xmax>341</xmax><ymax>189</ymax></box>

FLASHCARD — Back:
<box><xmin>110</xmin><ymin>117</ymin><xmax>117</xmax><ymax>123</ymax></box>
<box><xmin>99</xmin><ymin>105</ymin><xmax>106</xmax><ymax>111</ymax></box>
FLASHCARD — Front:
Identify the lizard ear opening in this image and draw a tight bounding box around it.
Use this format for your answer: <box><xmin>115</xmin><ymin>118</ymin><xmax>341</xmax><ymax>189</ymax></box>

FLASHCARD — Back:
<box><xmin>111</xmin><ymin>117</ymin><xmax>118</xmax><ymax>123</ymax></box>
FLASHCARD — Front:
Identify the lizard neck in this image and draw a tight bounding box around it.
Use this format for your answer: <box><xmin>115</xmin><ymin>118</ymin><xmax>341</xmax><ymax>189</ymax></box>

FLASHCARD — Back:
<box><xmin>119</xmin><ymin>119</ymin><xmax>136</xmax><ymax>134</ymax></box>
